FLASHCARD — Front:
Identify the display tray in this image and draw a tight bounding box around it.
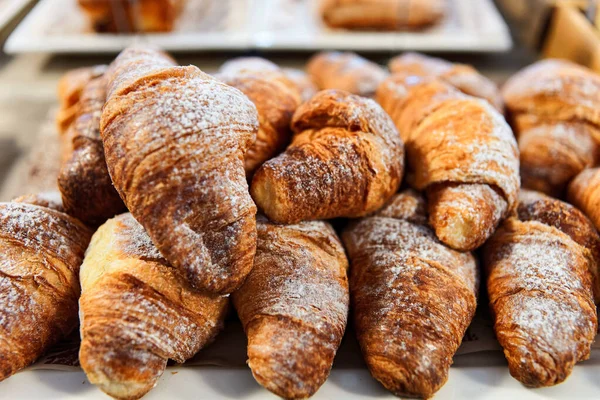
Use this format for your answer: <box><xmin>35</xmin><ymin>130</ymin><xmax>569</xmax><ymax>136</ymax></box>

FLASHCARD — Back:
<box><xmin>4</xmin><ymin>0</ymin><xmax>512</xmax><ymax>54</ymax></box>
<box><xmin>0</xmin><ymin>0</ymin><xmax>34</xmax><ymax>32</ymax></box>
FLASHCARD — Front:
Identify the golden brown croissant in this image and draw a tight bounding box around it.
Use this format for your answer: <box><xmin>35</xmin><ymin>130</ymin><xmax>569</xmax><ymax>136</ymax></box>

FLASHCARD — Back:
<box><xmin>282</xmin><ymin>68</ymin><xmax>318</xmax><ymax>102</ymax></box>
<box><xmin>483</xmin><ymin>190</ymin><xmax>599</xmax><ymax>387</ymax></box>
<box><xmin>79</xmin><ymin>213</ymin><xmax>228</xmax><ymax>400</ymax></box>
<box><xmin>58</xmin><ymin>76</ymin><xmax>125</xmax><ymax>226</ymax></box>
<box><xmin>77</xmin><ymin>0</ymin><xmax>186</xmax><ymax>33</ymax></box>
<box><xmin>502</xmin><ymin>59</ymin><xmax>600</xmax><ymax>196</ymax></box>
<box><xmin>12</xmin><ymin>191</ymin><xmax>65</xmax><ymax>212</ymax></box>
<box><xmin>232</xmin><ymin>215</ymin><xmax>349</xmax><ymax>399</ymax></box>
<box><xmin>101</xmin><ymin>47</ymin><xmax>258</xmax><ymax>294</ymax></box>
<box><xmin>388</xmin><ymin>52</ymin><xmax>503</xmax><ymax>111</ymax></box>
<box><xmin>0</xmin><ymin>201</ymin><xmax>92</xmax><ymax>381</ymax></box>
<box><xmin>251</xmin><ymin>89</ymin><xmax>404</xmax><ymax>224</ymax></box>
<box><xmin>56</xmin><ymin>65</ymin><xmax>107</xmax><ymax>136</ymax></box>
<box><xmin>567</xmin><ymin>167</ymin><xmax>600</xmax><ymax>232</ymax></box>
<box><xmin>319</xmin><ymin>0</ymin><xmax>445</xmax><ymax>30</ymax></box>
<box><xmin>218</xmin><ymin>62</ymin><xmax>302</xmax><ymax>176</ymax></box>
<box><xmin>307</xmin><ymin>51</ymin><xmax>388</xmax><ymax>97</ymax></box>
<box><xmin>376</xmin><ymin>75</ymin><xmax>520</xmax><ymax>251</ymax></box>
<box><xmin>342</xmin><ymin>190</ymin><xmax>478</xmax><ymax>398</ymax></box>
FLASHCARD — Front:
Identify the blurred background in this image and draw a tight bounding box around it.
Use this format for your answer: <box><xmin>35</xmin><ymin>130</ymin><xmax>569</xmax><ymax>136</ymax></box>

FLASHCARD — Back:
<box><xmin>0</xmin><ymin>0</ymin><xmax>598</xmax><ymax>198</ymax></box>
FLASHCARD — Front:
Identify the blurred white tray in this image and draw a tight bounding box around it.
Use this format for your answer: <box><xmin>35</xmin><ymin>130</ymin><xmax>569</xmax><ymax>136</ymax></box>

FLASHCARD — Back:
<box><xmin>0</xmin><ymin>0</ymin><xmax>34</xmax><ymax>32</ymax></box>
<box><xmin>2</xmin><ymin>351</ymin><xmax>600</xmax><ymax>399</ymax></box>
<box><xmin>4</xmin><ymin>0</ymin><xmax>512</xmax><ymax>53</ymax></box>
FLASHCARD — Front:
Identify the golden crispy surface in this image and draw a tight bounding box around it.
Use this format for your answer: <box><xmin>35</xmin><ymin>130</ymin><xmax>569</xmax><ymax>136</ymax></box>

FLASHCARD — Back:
<box><xmin>56</xmin><ymin>65</ymin><xmax>107</xmax><ymax>135</ymax></box>
<box><xmin>79</xmin><ymin>213</ymin><xmax>228</xmax><ymax>400</ymax></box>
<box><xmin>232</xmin><ymin>216</ymin><xmax>349</xmax><ymax>399</ymax></box>
<box><xmin>0</xmin><ymin>202</ymin><xmax>92</xmax><ymax>381</ymax></box>
<box><xmin>101</xmin><ymin>47</ymin><xmax>258</xmax><ymax>294</ymax></box>
<box><xmin>503</xmin><ymin>59</ymin><xmax>600</xmax><ymax>195</ymax></box>
<box><xmin>13</xmin><ymin>191</ymin><xmax>65</xmax><ymax>212</ymax></box>
<box><xmin>58</xmin><ymin>76</ymin><xmax>125</xmax><ymax>226</ymax></box>
<box><xmin>388</xmin><ymin>52</ymin><xmax>503</xmax><ymax>111</ymax></box>
<box><xmin>77</xmin><ymin>0</ymin><xmax>186</xmax><ymax>33</ymax></box>
<box><xmin>319</xmin><ymin>0</ymin><xmax>445</xmax><ymax>30</ymax></box>
<box><xmin>218</xmin><ymin>61</ymin><xmax>302</xmax><ymax>176</ymax></box>
<box><xmin>568</xmin><ymin>167</ymin><xmax>600</xmax><ymax>233</ymax></box>
<box><xmin>484</xmin><ymin>191</ymin><xmax>598</xmax><ymax>387</ymax></box>
<box><xmin>251</xmin><ymin>89</ymin><xmax>404</xmax><ymax>224</ymax></box>
<box><xmin>342</xmin><ymin>190</ymin><xmax>477</xmax><ymax>398</ymax></box>
<box><xmin>377</xmin><ymin>75</ymin><xmax>519</xmax><ymax>251</ymax></box>
<box><xmin>307</xmin><ymin>51</ymin><xmax>388</xmax><ymax>97</ymax></box>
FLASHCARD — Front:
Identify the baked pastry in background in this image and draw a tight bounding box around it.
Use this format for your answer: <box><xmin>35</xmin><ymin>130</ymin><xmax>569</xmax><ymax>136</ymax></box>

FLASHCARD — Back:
<box><xmin>484</xmin><ymin>190</ymin><xmax>599</xmax><ymax>387</ymax></box>
<box><xmin>343</xmin><ymin>190</ymin><xmax>478</xmax><ymax>398</ymax></box>
<box><xmin>79</xmin><ymin>213</ymin><xmax>228</xmax><ymax>400</ymax></box>
<box><xmin>251</xmin><ymin>89</ymin><xmax>404</xmax><ymax>224</ymax></box>
<box><xmin>503</xmin><ymin>59</ymin><xmax>600</xmax><ymax>197</ymax></box>
<box><xmin>389</xmin><ymin>52</ymin><xmax>503</xmax><ymax>111</ymax></box>
<box><xmin>320</xmin><ymin>0</ymin><xmax>445</xmax><ymax>30</ymax></box>
<box><xmin>58</xmin><ymin>76</ymin><xmax>125</xmax><ymax>226</ymax></box>
<box><xmin>217</xmin><ymin>59</ymin><xmax>302</xmax><ymax>176</ymax></box>
<box><xmin>56</xmin><ymin>65</ymin><xmax>107</xmax><ymax>137</ymax></box>
<box><xmin>77</xmin><ymin>0</ymin><xmax>186</xmax><ymax>33</ymax></box>
<box><xmin>0</xmin><ymin>200</ymin><xmax>92</xmax><ymax>381</ymax></box>
<box><xmin>377</xmin><ymin>75</ymin><xmax>519</xmax><ymax>251</ymax></box>
<box><xmin>307</xmin><ymin>51</ymin><xmax>388</xmax><ymax>97</ymax></box>
<box><xmin>282</xmin><ymin>68</ymin><xmax>318</xmax><ymax>102</ymax></box>
<box><xmin>568</xmin><ymin>167</ymin><xmax>600</xmax><ymax>233</ymax></box>
<box><xmin>13</xmin><ymin>191</ymin><xmax>65</xmax><ymax>212</ymax></box>
<box><xmin>232</xmin><ymin>216</ymin><xmax>349</xmax><ymax>399</ymax></box>
<box><xmin>101</xmin><ymin>47</ymin><xmax>259</xmax><ymax>294</ymax></box>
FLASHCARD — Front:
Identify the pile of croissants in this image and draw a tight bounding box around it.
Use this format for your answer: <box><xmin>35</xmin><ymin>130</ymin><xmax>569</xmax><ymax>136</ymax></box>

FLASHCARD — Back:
<box><xmin>1</xmin><ymin>47</ymin><xmax>600</xmax><ymax>400</ymax></box>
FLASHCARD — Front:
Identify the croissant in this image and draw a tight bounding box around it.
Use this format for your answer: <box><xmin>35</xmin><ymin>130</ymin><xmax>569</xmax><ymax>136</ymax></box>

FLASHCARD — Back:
<box><xmin>567</xmin><ymin>167</ymin><xmax>600</xmax><ymax>232</ymax></box>
<box><xmin>282</xmin><ymin>68</ymin><xmax>318</xmax><ymax>102</ymax></box>
<box><xmin>218</xmin><ymin>62</ymin><xmax>302</xmax><ymax>176</ymax></box>
<box><xmin>342</xmin><ymin>190</ymin><xmax>478</xmax><ymax>398</ymax></box>
<box><xmin>232</xmin><ymin>215</ymin><xmax>349</xmax><ymax>399</ymax></box>
<box><xmin>306</xmin><ymin>51</ymin><xmax>388</xmax><ymax>97</ymax></box>
<box><xmin>502</xmin><ymin>59</ymin><xmax>600</xmax><ymax>196</ymax></box>
<box><xmin>58</xmin><ymin>76</ymin><xmax>125</xmax><ymax>226</ymax></box>
<box><xmin>13</xmin><ymin>191</ymin><xmax>64</xmax><ymax>212</ymax></box>
<box><xmin>0</xmin><ymin>201</ymin><xmax>92</xmax><ymax>381</ymax></box>
<box><xmin>77</xmin><ymin>0</ymin><xmax>186</xmax><ymax>33</ymax></box>
<box><xmin>388</xmin><ymin>52</ymin><xmax>503</xmax><ymax>111</ymax></box>
<box><xmin>483</xmin><ymin>190</ymin><xmax>599</xmax><ymax>387</ymax></box>
<box><xmin>218</xmin><ymin>56</ymin><xmax>280</xmax><ymax>75</ymax></box>
<box><xmin>101</xmin><ymin>47</ymin><xmax>258</xmax><ymax>294</ymax></box>
<box><xmin>80</xmin><ymin>213</ymin><xmax>228</xmax><ymax>400</ymax></box>
<box><xmin>251</xmin><ymin>89</ymin><xmax>404</xmax><ymax>224</ymax></box>
<box><xmin>319</xmin><ymin>0</ymin><xmax>445</xmax><ymax>30</ymax></box>
<box><xmin>376</xmin><ymin>75</ymin><xmax>520</xmax><ymax>251</ymax></box>
<box><xmin>56</xmin><ymin>65</ymin><xmax>107</xmax><ymax>135</ymax></box>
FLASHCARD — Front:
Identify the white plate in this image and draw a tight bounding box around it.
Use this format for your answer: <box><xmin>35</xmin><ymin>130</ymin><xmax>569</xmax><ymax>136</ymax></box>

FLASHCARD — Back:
<box><xmin>0</xmin><ymin>0</ymin><xmax>34</xmax><ymax>32</ymax></box>
<box><xmin>4</xmin><ymin>0</ymin><xmax>512</xmax><ymax>54</ymax></box>
<box><xmin>2</xmin><ymin>351</ymin><xmax>600</xmax><ymax>399</ymax></box>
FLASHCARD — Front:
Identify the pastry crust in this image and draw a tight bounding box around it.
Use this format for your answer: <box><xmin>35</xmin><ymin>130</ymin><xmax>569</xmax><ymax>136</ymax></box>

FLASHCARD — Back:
<box><xmin>0</xmin><ymin>202</ymin><xmax>92</xmax><ymax>381</ymax></box>
<box><xmin>77</xmin><ymin>0</ymin><xmax>186</xmax><ymax>33</ymax></box>
<box><xmin>568</xmin><ymin>167</ymin><xmax>600</xmax><ymax>233</ymax></box>
<box><xmin>377</xmin><ymin>75</ymin><xmax>520</xmax><ymax>251</ymax></box>
<box><xmin>342</xmin><ymin>190</ymin><xmax>478</xmax><ymax>398</ymax></box>
<box><xmin>503</xmin><ymin>59</ymin><xmax>600</xmax><ymax>196</ymax></box>
<box><xmin>232</xmin><ymin>216</ymin><xmax>349</xmax><ymax>399</ymax></box>
<box><xmin>218</xmin><ymin>60</ymin><xmax>302</xmax><ymax>176</ymax></box>
<box><xmin>388</xmin><ymin>52</ymin><xmax>503</xmax><ymax>111</ymax></box>
<box><xmin>101</xmin><ymin>47</ymin><xmax>258</xmax><ymax>294</ymax></box>
<box><xmin>282</xmin><ymin>68</ymin><xmax>318</xmax><ymax>102</ymax></box>
<box><xmin>79</xmin><ymin>213</ymin><xmax>228</xmax><ymax>400</ymax></box>
<box><xmin>320</xmin><ymin>0</ymin><xmax>445</xmax><ymax>30</ymax></box>
<box><xmin>251</xmin><ymin>89</ymin><xmax>404</xmax><ymax>224</ymax></box>
<box><xmin>307</xmin><ymin>51</ymin><xmax>388</xmax><ymax>97</ymax></box>
<box><xmin>58</xmin><ymin>76</ymin><xmax>125</xmax><ymax>226</ymax></box>
<box><xmin>484</xmin><ymin>190</ymin><xmax>598</xmax><ymax>387</ymax></box>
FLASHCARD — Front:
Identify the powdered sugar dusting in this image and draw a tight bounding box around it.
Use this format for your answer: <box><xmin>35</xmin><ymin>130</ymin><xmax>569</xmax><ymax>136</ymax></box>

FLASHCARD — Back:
<box><xmin>114</xmin><ymin>213</ymin><xmax>164</xmax><ymax>260</ymax></box>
